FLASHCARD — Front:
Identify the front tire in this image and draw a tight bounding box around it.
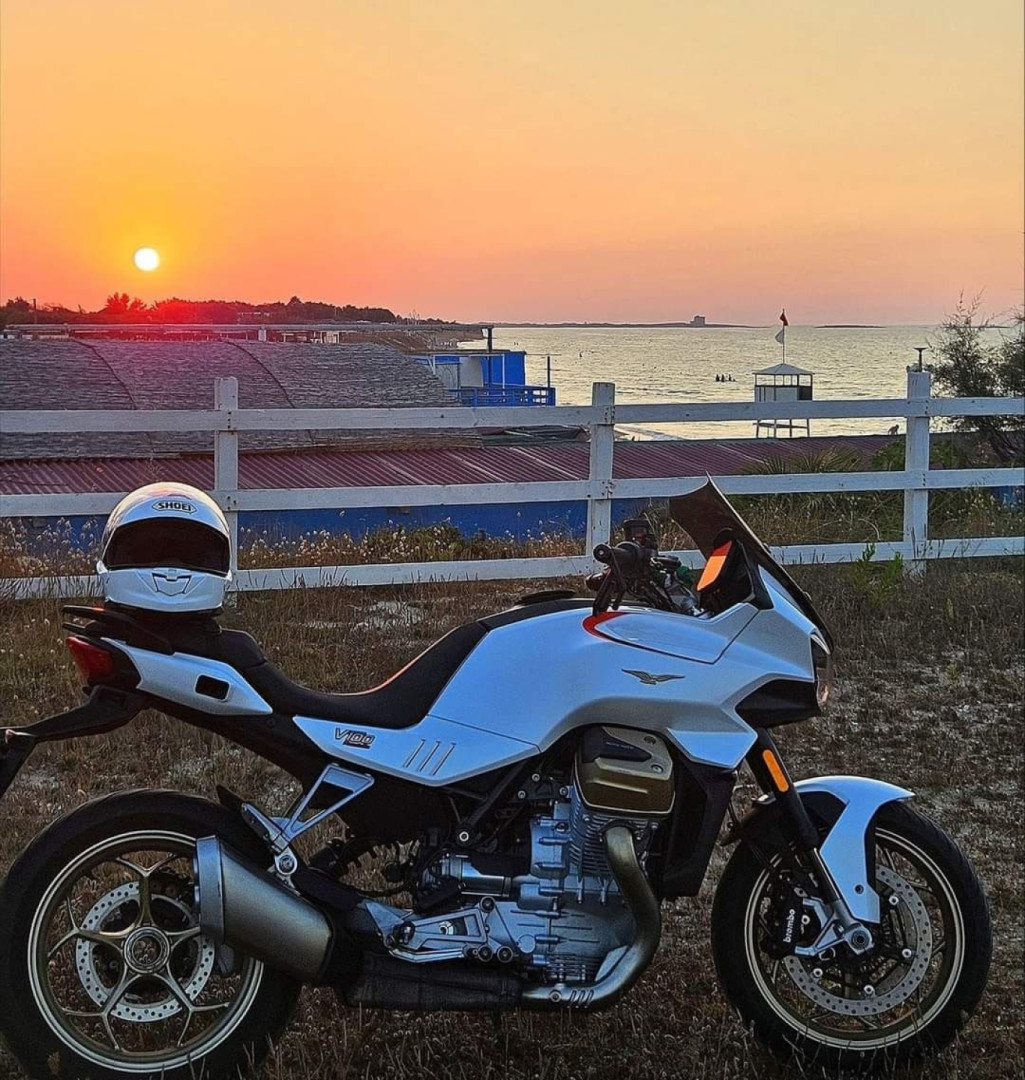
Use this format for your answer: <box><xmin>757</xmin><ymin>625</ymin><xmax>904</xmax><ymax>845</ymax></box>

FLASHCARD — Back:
<box><xmin>711</xmin><ymin>801</ymin><xmax>991</xmax><ymax>1072</ymax></box>
<box><xmin>0</xmin><ymin>790</ymin><xmax>301</xmax><ymax>1080</ymax></box>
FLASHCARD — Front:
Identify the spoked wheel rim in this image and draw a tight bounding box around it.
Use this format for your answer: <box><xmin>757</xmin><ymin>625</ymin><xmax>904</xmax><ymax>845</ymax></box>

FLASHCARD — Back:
<box><xmin>27</xmin><ymin>830</ymin><xmax>264</xmax><ymax>1073</ymax></box>
<box><xmin>743</xmin><ymin>827</ymin><xmax>965</xmax><ymax>1051</ymax></box>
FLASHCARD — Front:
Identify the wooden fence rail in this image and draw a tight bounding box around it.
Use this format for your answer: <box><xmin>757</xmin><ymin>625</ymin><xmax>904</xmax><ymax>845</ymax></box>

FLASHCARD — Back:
<box><xmin>1</xmin><ymin>368</ymin><xmax>1022</xmax><ymax>600</ymax></box>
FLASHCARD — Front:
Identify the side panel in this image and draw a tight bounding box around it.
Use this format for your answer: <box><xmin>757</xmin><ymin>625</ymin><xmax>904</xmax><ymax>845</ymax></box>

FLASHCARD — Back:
<box><xmin>426</xmin><ymin>606</ymin><xmax>814</xmax><ymax>771</ymax></box>
<box><xmin>107</xmin><ymin>583</ymin><xmax>821</xmax><ymax>780</ymax></box>
<box><xmin>106</xmin><ymin>640</ymin><xmax>273</xmax><ymax>717</ymax></box>
<box><xmin>293</xmin><ymin>714</ymin><xmax>539</xmax><ymax>786</ymax></box>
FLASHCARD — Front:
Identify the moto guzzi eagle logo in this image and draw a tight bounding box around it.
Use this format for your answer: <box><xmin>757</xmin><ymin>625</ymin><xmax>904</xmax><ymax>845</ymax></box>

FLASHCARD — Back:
<box><xmin>622</xmin><ymin>670</ymin><xmax>685</xmax><ymax>686</ymax></box>
<box><xmin>334</xmin><ymin>728</ymin><xmax>375</xmax><ymax>749</ymax></box>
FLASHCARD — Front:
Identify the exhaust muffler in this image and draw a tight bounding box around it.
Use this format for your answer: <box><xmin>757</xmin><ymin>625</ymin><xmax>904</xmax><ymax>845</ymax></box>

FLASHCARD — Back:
<box><xmin>194</xmin><ymin>836</ymin><xmax>333</xmax><ymax>983</ymax></box>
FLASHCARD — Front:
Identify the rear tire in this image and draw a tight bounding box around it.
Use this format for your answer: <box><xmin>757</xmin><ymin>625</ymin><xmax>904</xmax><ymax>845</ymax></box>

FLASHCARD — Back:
<box><xmin>0</xmin><ymin>790</ymin><xmax>301</xmax><ymax>1080</ymax></box>
<box><xmin>711</xmin><ymin>801</ymin><xmax>991</xmax><ymax>1072</ymax></box>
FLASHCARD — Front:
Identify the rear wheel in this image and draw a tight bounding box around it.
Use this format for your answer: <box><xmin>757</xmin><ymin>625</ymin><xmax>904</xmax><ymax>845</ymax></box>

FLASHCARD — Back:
<box><xmin>712</xmin><ymin>802</ymin><xmax>991</xmax><ymax>1071</ymax></box>
<box><xmin>0</xmin><ymin>790</ymin><xmax>300</xmax><ymax>1080</ymax></box>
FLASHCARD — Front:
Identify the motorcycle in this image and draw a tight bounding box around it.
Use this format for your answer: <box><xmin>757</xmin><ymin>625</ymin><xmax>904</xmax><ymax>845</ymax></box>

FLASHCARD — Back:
<box><xmin>0</xmin><ymin>479</ymin><xmax>991</xmax><ymax>1079</ymax></box>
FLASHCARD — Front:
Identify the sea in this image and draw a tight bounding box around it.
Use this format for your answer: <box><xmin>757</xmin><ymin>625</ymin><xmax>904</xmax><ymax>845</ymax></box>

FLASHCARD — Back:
<box><xmin>488</xmin><ymin>325</ymin><xmax>1006</xmax><ymax>441</ymax></box>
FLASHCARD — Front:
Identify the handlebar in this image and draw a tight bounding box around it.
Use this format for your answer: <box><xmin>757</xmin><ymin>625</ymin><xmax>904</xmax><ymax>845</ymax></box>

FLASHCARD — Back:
<box><xmin>590</xmin><ymin>536</ymin><xmax>697</xmax><ymax>614</ymax></box>
<box><xmin>593</xmin><ymin>541</ymin><xmax>648</xmax><ymax>577</ymax></box>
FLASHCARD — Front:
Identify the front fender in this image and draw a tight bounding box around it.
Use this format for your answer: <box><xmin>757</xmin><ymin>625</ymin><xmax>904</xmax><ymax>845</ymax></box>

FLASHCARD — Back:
<box><xmin>746</xmin><ymin>775</ymin><xmax>913</xmax><ymax>924</ymax></box>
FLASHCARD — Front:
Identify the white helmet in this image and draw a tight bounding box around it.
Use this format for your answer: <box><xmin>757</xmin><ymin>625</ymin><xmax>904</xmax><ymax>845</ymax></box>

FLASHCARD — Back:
<box><xmin>98</xmin><ymin>483</ymin><xmax>232</xmax><ymax>614</ymax></box>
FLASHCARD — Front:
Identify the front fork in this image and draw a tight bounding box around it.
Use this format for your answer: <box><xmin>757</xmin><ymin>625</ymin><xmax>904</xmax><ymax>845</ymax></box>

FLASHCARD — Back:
<box><xmin>745</xmin><ymin>730</ymin><xmax>874</xmax><ymax>956</ymax></box>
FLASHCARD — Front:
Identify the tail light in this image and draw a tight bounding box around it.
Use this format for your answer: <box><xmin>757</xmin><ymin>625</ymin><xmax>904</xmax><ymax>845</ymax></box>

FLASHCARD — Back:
<box><xmin>66</xmin><ymin>636</ymin><xmax>117</xmax><ymax>685</ymax></box>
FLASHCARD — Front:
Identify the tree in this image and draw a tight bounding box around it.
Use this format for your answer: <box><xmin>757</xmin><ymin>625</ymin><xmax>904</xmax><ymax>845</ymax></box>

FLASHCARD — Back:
<box><xmin>930</xmin><ymin>298</ymin><xmax>1024</xmax><ymax>463</ymax></box>
<box><xmin>0</xmin><ymin>296</ymin><xmax>34</xmax><ymax>329</ymax></box>
<box><xmin>1</xmin><ymin>293</ymin><xmax>404</xmax><ymax>326</ymax></box>
<box><xmin>100</xmin><ymin>293</ymin><xmax>148</xmax><ymax>318</ymax></box>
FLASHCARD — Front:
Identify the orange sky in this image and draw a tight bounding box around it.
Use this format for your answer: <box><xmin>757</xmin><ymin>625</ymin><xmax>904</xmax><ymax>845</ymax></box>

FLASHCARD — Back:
<box><xmin>1</xmin><ymin>0</ymin><xmax>1022</xmax><ymax>324</ymax></box>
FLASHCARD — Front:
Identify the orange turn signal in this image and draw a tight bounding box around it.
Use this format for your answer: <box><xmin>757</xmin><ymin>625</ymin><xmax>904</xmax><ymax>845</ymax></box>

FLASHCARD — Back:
<box><xmin>761</xmin><ymin>749</ymin><xmax>790</xmax><ymax>793</ymax></box>
<box><xmin>697</xmin><ymin>540</ymin><xmax>733</xmax><ymax>592</ymax></box>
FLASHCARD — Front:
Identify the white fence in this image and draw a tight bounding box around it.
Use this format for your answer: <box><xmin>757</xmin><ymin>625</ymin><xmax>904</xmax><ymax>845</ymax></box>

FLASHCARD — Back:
<box><xmin>1</xmin><ymin>369</ymin><xmax>1022</xmax><ymax>599</ymax></box>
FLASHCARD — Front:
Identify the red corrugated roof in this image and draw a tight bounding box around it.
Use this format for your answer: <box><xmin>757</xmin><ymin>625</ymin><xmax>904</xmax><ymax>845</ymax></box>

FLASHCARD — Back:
<box><xmin>0</xmin><ymin>435</ymin><xmax>899</xmax><ymax>497</ymax></box>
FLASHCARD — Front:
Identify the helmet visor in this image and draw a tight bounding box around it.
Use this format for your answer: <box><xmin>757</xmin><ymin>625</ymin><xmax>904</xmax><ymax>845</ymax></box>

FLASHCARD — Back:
<box><xmin>104</xmin><ymin>519</ymin><xmax>230</xmax><ymax>575</ymax></box>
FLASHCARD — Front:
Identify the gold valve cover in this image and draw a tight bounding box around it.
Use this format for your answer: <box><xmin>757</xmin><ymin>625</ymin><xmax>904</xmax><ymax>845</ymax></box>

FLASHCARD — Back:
<box><xmin>574</xmin><ymin>726</ymin><xmax>675</xmax><ymax>815</ymax></box>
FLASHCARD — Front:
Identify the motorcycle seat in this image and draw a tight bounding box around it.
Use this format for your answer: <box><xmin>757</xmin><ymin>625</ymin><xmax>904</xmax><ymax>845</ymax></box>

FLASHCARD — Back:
<box><xmin>239</xmin><ymin>621</ymin><xmax>488</xmax><ymax>730</ymax></box>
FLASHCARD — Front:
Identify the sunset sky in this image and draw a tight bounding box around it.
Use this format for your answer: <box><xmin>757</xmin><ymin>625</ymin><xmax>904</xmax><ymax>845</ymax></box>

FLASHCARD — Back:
<box><xmin>1</xmin><ymin>0</ymin><xmax>1022</xmax><ymax>324</ymax></box>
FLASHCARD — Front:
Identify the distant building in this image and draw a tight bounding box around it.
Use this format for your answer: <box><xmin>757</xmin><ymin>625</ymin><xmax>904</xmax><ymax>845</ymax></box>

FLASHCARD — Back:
<box><xmin>689</xmin><ymin>315</ymin><xmax>706</xmax><ymax>327</ymax></box>
<box><xmin>413</xmin><ymin>350</ymin><xmax>555</xmax><ymax>407</ymax></box>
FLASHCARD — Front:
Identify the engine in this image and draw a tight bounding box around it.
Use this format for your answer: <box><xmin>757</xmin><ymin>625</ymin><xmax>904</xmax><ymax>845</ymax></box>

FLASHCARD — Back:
<box><xmin>393</xmin><ymin>727</ymin><xmax>675</xmax><ymax>983</ymax></box>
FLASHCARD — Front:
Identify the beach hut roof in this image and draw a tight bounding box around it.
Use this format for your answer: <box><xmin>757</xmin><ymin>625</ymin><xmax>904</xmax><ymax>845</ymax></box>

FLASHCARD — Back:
<box><xmin>753</xmin><ymin>362</ymin><xmax>814</xmax><ymax>376</ymax></box>
<box><xmin>0</xmin><ymin>338</ymin><xmax>475</xmax><ymax>459</ymax></box>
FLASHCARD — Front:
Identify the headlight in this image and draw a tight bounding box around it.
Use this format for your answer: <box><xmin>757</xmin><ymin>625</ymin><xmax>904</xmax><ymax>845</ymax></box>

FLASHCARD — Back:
<box><xmin>811</xmin><ymin>634</ymin><xmax>833</xmax><ymax>709</ymax></box>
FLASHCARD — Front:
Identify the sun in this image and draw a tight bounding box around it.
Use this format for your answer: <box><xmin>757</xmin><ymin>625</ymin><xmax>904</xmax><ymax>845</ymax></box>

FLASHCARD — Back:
<box><xmin>133</xmin><ymin>247</ymin><xmax>160</xmax><ymax>272</ymax></box>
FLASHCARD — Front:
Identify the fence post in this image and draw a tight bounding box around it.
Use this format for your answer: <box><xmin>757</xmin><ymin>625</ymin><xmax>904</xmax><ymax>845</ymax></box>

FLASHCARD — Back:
<box><xmin>903</xmin><ymin>368</ymin><xmax>931</xmax><ymax>576</ymax></box>
<box><xmin>214</xmin><ymin>377</ymin><xmax>240</xmax><ymax>574</ymax></box>
<box><xmin>585</xmin><ymin>382</ymin><xmax>616</xmax><ymax>557</ymax></box>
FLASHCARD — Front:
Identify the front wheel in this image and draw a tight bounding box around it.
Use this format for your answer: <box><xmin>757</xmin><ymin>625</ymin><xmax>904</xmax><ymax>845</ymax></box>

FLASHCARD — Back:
<box><xmin>711</xmin><ymin>801</ymin><xmax>991</xmax><ymax>1072</ymax></box>
<box><xmin>0</xmin><ymin>790</ymin><xmax>301</xmax><ymax>1080</ymax></box>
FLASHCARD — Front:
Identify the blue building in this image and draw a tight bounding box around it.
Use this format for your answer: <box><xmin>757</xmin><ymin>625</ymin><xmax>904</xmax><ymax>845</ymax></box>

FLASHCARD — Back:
<box><xmin>414</xmin><ymin>350</ymin><xmax>555</xmax><ymax>407</ymax></box>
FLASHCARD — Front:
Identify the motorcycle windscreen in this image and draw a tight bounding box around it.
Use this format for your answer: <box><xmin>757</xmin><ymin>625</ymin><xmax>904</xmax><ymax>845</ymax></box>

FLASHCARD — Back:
<box><xmin>667</xmin><ymin>478</ymin><xmax>834</xmax><ymax>649</ymax></box>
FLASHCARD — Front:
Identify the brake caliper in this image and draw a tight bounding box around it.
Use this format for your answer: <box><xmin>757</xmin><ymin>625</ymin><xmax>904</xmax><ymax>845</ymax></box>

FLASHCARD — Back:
<box><xmin>764</xmin><ymin>880</ymin><xmax>818</xmax><ymax>959</ymax></box>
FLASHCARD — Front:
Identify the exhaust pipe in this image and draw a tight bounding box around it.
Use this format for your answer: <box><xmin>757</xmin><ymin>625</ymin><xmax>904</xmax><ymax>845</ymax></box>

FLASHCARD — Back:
<box><xmin>194</xmin><ymin>828</ymin><xmax>660</xmax><ymax>1005</ymax></box>
<box><xmin>194</xmin><ymin>836</ymin><xmax>333</xmax><ymax>983</ymax></box>
<box><xmin>345</xmin><ymin>953</ymin><xmax>521</xmax><ymax>1011</ymax></box>
<box><xmin>521</xmin><ymin>824</ymin><xmax>661</xmax><ymax>1010</ymax></box>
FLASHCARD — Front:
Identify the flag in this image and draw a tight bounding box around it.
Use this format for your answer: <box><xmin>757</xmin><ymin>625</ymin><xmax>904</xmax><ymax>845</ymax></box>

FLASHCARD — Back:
<box><xmin>774</xmin><ymin>327</ymin><xmax>786</xmax><ymax>344</ymax></box>
<box><xmin>779</xmin><ymin>309</ymin><xmax>789</xmax><ymax>326</ymax></box>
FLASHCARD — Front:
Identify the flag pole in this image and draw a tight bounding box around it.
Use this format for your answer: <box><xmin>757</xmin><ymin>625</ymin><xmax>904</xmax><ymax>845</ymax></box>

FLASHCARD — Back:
<box><xmin>778</xmin><ymin>307</ymin><xmax>788</xmax><ymax>365</ymax></box>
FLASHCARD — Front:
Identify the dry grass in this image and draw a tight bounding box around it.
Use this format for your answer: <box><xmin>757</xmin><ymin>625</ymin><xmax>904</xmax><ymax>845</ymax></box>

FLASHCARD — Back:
<box><xmin>241</xmin><ymin>522</ymin><xmax>582</xmax><ymax>569</ymax></box>
<box><xmin>1</xmin><ymin>559</ymin><xmax>1023</xmax><ymax>1080</ymax></box>
<box><xmin>0</xmin><ymin>519</ymin><xmax>583</xmax><ymax>579</ymax></box>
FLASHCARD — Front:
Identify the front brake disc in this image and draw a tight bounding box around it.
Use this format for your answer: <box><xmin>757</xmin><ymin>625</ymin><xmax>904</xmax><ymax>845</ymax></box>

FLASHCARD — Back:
<box><xmin>782</xmin><ymin>865</ymin><xmax>934</xmax><ymax>1016</ymax></box>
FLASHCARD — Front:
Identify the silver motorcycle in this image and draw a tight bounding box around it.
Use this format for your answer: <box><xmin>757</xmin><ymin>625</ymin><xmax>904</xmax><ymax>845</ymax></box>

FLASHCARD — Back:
<box><xmin>0</xmin><ymin>479</ymin><xmax>991</xmax><ymax>1079</ymax></box>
